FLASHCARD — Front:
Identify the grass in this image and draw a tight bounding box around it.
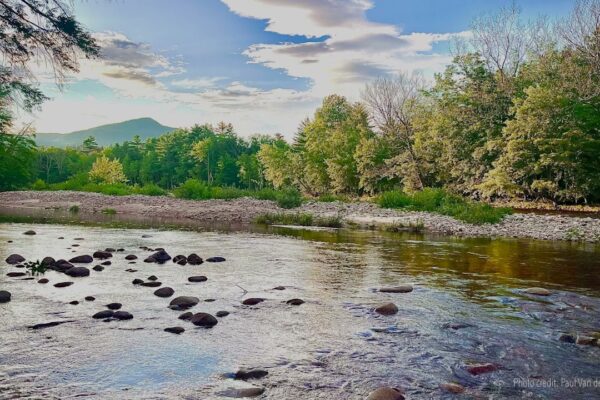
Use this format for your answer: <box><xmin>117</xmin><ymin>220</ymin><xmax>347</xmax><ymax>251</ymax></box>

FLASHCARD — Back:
<box><xmin>68</xmin><ymin>205</ymin><xmax>80</xmax><ymax>213</ymax></box>
<box><xmin>376</xmin><ymin>188</ymin><xmax>512</xmax><ymax>224</ymax></box>
<box><xmin>173</xmin><ymin>179</ymin><xmax>302</xmax><ymax>209</ymax></box>
<box><xmin>101</xmin><ymin>208</ymin><xmax>117</xmax><ymax>215</ymax></box>
<box><xmin>255</xmin><ymin>212</ymin><xmax>343</xmax><ymax>228</ymax></box>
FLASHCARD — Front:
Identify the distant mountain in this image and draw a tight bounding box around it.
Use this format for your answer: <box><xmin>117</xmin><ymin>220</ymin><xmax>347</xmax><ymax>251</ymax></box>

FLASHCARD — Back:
<box><xmin>35</xmin><ymin>118</ymin><xmax>176</xmax><ymax>147</ymax></box>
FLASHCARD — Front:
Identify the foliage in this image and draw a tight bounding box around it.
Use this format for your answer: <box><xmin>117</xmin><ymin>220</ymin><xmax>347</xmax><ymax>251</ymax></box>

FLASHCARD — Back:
<box><xmin>377</xmin><ymin>188</ymin><xmax>512</xmax><ymax>224</ymax></box>
<box><xmin>255</xmin><ymin>212</ymin><xmax>342</xmax><ymax>228</ymax></box>
<box><xmin>274</xmin><ymin>187</ymin><xmax>303</xmax><ymax>209</ymax></box>
<box><xmin>101</xmin><ymin>208</ymin><xmax>117</xmax><ymax>215</ymax></box>
<box><xmin>0</xmin><ymin>132</ymin><xmax>36</xmax><ymax>190</ymax></box>
<box><xmin>88</xmin><ymin>156</ymin><xmax>127</xmax><ymax>184</ymax></box>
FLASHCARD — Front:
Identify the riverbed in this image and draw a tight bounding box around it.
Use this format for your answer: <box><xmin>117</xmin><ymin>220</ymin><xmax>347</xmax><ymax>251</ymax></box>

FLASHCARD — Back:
<box><xmin>1</xmin><ymin>221</ymin><xmax>599</xmax><ymax>399</ymax></box>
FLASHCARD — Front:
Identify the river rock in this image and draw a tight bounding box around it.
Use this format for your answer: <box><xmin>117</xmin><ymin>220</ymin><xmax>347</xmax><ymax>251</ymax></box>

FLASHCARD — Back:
<box><xmin>104</xmin><ymin>248</ymin><xmax>116</xmax><ymax>253</ymax></box>
<box><xmin>101</xmin><ymin>261</ymin><xmax>111</xmax><ymax>266</ymax></box>
<box><xmin>379</xmin><ymin>285</ymin><xmax>413</xmax><ymax>293</ymax></box>
<box><xmin>190</xmin><ymin>312</ymin><xmax>218</xmax><ymax>327</ymax></box>
<box><xmin>141</xmin><ymin>281</ymin><xmax>162</xmax><ymax>287</ymax></box>
<box><xmin>273</xmin><ymin>286</ymin><xmax>285</xmax><ymax>290</ymax></box>
<box><xmin>93</xmin><ymin>251</ymin><xmax>112</xmax><ymax>259</ymax></box>
<box><xmin>23</xmin><ymin>230</ymin><xmax>36</xmax><ymax>235</ymax></box>
<box><xmin>219</xmin><ymin>387</ymin><xmax>264</xmax><ymax>398</ymax></box>
<box><xmin>53</xmin><ymin>259</ymin><xmax>74</xmax><ymax>272</ymax></box>
<box><xmin>169</xmin><ymin>296</ymin><xmax>200</xmax><ymax>310</ymax></box>
<box><xmin>165</xmin><ymin>326</ymin><xmax>185</xmax><ymax>334</ymax></box>
<box><xmin>0</xmin><ymin>290</ymin><xmax>11</xmax><ymax>303</ymax></box>
<box><xmin>69</xmin><ymin>300</ymin><xmax>79</xmax><ymax>305</ymax></box>
<box><xmin>144</xmin><ymin>256</ymin><xmax>156</xmax><ymax>263</ymax></box>
<box><xmin>113</xmin><ymin>311</ymin><xmax>133</xmax><ymax>320</ymax></box>
<box><xmin>234</xmin><ymin>369</ymin><xmax>268</xmax><ymax>380</ymax></box>
<box><xmin>206</xmin><ymin>256</ymin><xmax>226</xmax><ymax>262</ymax></box>
<box><xmin>6</xmin><ymin>254</ymin><xmax>25</xmax><ymax>264</ymax></box>
<box><xmin>467</xmin><ymin>363</ymin><xmax>497</xmax><ymax>375</ymax></box>
<box><xmin>54</xmin><ymin>281</ymin><xmax>73</xmax><ymax>288</ymax></box>
<box><xmin>93</xmin><ymin>265</ymin><xmax>104</xmax><ymax>272</ymax></box>
<box><xmin>132</xmin><ymin>278</ymin><xmax>143</xmax><ymax>285</ymax></box>
<box><xmin>125</xmin><ymin>254</ymin><xmax>137</xmax><ymax>260</ymax></box>
<box><xmin>93</xmin><ymin>310</ymin><xmax>114</xmax><ymax>319</ymax></box>
<box><xmin>216</xmin><ymin>311</ymin><xmax>230</xmax><ymax>317</ymax></box>
<box><xmin>65</xmin><ymin>266</ymin><xmax>90</xmax><ymax>277</ymax></box>
<box><xmin>524</xmin><ymin>287</ymin><xmax>551</xmax><ymax>296</ymax></box>
<box><xmin>366</xmin><ymin>387</ymin><xmax>405</xmax><ymax>400</ymax></box>
<box><xmin>440</xmin><ymin>383</ymin><xmax>465</xmax><ymax>394</ymax></box>
<box><xmin>69</xmin><ymin>255</ymin><xmax>93</xmax><ymax>263</ymax></box>
<box><xmin>154</xmin><ymin>287</ymin><xmax>175</xmax><ymax>298</ymax></box>
<box><xmin>147</xmin><ymin>275</ymin><xmax>158</xmax><ymax>281</ymax></box>
<box><xmin>188</xmin><ymin>275</ymin><xmax>207</xmax><ymax>282</ymax></box>
<box><xmin>106</xmin><ymin>302</ymin><xmax>122</xmax><ymax>310</ymax></box>
<box><xmin>242</xmin><ymin>298</ymin><xmax>265</xmax><ymax>306</ymax></box>
<box><xmin>38</xmin><ymin>278</ymin><xmax>49</xmax><ymax>284</ymax></box>
<box><xmin>286</xmin><ymin>298</ymin><xmax>305</xmax><ymax>306</ymax></box>
<box><xmin>149</xmin><ymin>250</ymin><xmax>171</xmax><ymax>263</ymax></box>
<box><xmin>375</xmin><ymin>302</ymin><xmax>398</xmax><ymax>315</ymax></box>
<box><xmin>179</xmin><ymin>311</ymin><xmax>193</xmax><ymax>320</ymax></box>
<box><xmin>173</xmin><ymin>255</ymin><xmax>186</xmax><ymax>263</ymax></box>
<box><xmin>41</xmin><ymin>256</ymin><xmax>55</xmax><ymax>266</ymax></box>
<box><xmin>7</xmin><ymin>272</ymin><xmax>26</xmax><ymax>277</ymax></box>
<box><xmin>85</xmin><ymin>296</ymin><xmax>96</xmax><ymax>301</ymax></box>
<box><xmin>187</xmin><ymin>253</ymin><xmax>203</xmax><ymax>265</ymax></box>
<box><xmin>559</xmin><ymin>333</ymin><xmax>576</xmax><ymax>343</ymax></box>
<box><xmin>576</xmin><ymin>335</ymin><xmax>596</xmax><ymax>346</ymax></box>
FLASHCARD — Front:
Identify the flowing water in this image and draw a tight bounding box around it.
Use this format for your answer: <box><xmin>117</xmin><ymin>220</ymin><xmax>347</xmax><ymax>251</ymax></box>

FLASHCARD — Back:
<box><xmin>0</xmin><ymin>219</ymin><xmax>599</xmax><ymax>399</ymax></box>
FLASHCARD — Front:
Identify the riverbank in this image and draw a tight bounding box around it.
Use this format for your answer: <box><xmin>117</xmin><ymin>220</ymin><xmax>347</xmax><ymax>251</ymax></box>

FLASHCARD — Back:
<box><xmin>1</xmin><ymin>190</ymin><xmax>600</xmax><ymax>243</ymax></box>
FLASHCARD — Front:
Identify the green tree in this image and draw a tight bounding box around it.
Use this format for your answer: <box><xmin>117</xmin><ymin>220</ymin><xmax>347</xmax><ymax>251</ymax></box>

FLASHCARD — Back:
<box><xmin>89</xmin><ymin>155</ymin><xmax>127</xmax><ymax>184</ymax></box>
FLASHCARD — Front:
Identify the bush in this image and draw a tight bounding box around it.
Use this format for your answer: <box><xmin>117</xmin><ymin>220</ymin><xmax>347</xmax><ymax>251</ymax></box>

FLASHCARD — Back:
<box><xmin>136</xmin><ymin>183</ymin><xmax>166</xmax><ymax>196</ymax></box>
<box><xmin>275</xmin><ymin>187</ymin><xmax>303</xmax><ymax>209</ymax></box>
<box><xmin>376</xmin><ymin>188</ymin><xmax>511</xmax><ymax>224</ymax></box>
<box><xmin>173</xmin><ymin>179</ymin><xmax>212</xmax><ymax>200</ymax></box>
<box><xmin>317</xmin><ymin>193</ymin><xmax>350</xmax><ymax>202</ymax></box>
<box><xmin>31</xmin><ymin>179</ymin><xmax>47</xmax><ymax>190</ymax></box>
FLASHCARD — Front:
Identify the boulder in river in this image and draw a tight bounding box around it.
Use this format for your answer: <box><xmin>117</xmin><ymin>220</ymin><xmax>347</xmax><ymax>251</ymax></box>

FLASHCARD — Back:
<box><xmin>132</xmin><ymin>278</ymin><xmax>143</xmax><ymax>285</ymax></box>
<box><xmin>69</xmin><ymin>255</ymin><xmax>93</xmax><ymax>264</ymax></box>
<box><xmin>106</xmin><ymin>303</ymin><xmax>122</xmax><ymax>310</ymax></box>
<box><xmin>154</xmin><ymin>287</ymin><xmax>175</xmax><ymax>298</ymax></box>
<box><xmin>93</xmin><ymin>310</ymin><xmax>114</xmax><ymax>319</ymax></box>
<box><xmin>147</xmin><ymin>275</ymin><xmax>158</xmax><ymax>281</ymax></box>
<box><xmin>524</xmin><ymin>287</ymin><xmax>551</xmax><ymax>296</ymax></box>
<box><xmin>23</xmin><ymin>230</ymin><xmax>36</xmax><ymax>235</ymax></box>
<box><xmin>379</xmin><ymin>285</ymin><xmax>413</xmax><ymax>293</ymax></box>
<box><xmin>101</xmin><ymin>261</ymin><xmax>111</xmax><ymax>266</ymax></box>
<box><xmin>242</xmin><ymin>298</ymin><xmax>265</xmax><ymax>306</ymax></box>
<box><xmin>164</xmin><ymin>326</ymin><xmax>185</xmax><ymax>334</ymax></box>
<box><xmin>179</xmin><ymin>311</ymin><xmax>193</xmax><ymax>320</ymax></box>
<box><xmin>7</xmin><ymin>272</ymin><xmax>26</xmax><ymax>277</ymax></box>
<box><xmin>286</xmin><ymin>298</ymin><xmax>305</xmax><ymax>306</ymax></box>
<box><xmin>187</xmin><ymin>253</ymin><xmax>203</xmax><ymax>265</ymax></box>
<box><xmin>169</xmin><ymin>296</ymin><xmax>200</xmax><ymax>310</ymax></box>
<box><xmin>366</xmin><ymin>387</ymin><xmax>405</xmax><ymax>400</ymax></box>
<box><xmin>559</xmin><ymin>333</ymin><xmax>576</xmax><ymax>343</ymax></box>
<box><xmin>93</xmin><ymin>265</ymin><xmax>104</xmax><ymax>272</ymax></box>
<box><xmin>188</xmin><ymin>276</ymin><xmax>207</xmax><ymax>283</ymax></box>
<box><xmin>206</xmin><ymin>256</ymin><xmax>226</xmax><ymax>263</ymax></box>
<box><xmin>113</xmin><ymin>311</ymin><xmax>133</xmax><ymax>320</ymax></box>
<box><xmin>65</xmin><ymin>266</ymin><xmax>90</xmax><ymax>277</ymax></box>
<box><xmin>216</xmin><ymin>311</ymin><xmax>230</xmax><ymax>318</ymax></box>
<box><xmin>41</xmin><ymin>257</ymin><xmax>55</xmax><ymax>266</ymax></box>
<box><xmin>93</xmin><ymin>251</ymin><xmax>112</xmax><ymax>260</ymax></box>
<box><xmin>38</xmin><ymin>278</ymin><xmax>49</xmax><ymax>284</ymax></box>
<box><xmin>125</xmin><ymin>254</ymin><xmax>137</xmax><ymax>260</ymax></box>
<box><xmin>0</xmin><ymin>290</ymin><xmax>11</xmax><ymax>303</ymax></box>
<box><xmin>141</xmin><ymin>281</ymin><xmax>162</xmax><ymax>287</ymax></box>
<box><xmin>69</xmin><ymin>300</ymin><xmax>79</xmax><ymax>305</ymax></box>
<box><xmin>54</xmin><ymin>281</ymin><xmax>73</xmax><ymax>288</ymax></box>
<box><xmin>234</xmin><ymin>369</ymin><xmax>268</xmax><ymax>380</ymax></box>
<box><xmin>53</xmin><ymin>260</ymin><xmax>74</xmax><ymax>272</ymax></box>
<box><xmin>173</xmin><ymin>255</ymin><xmax>186</xmax><ymax>263</ymax></box>
<box><xmin>467</xmin><ymin>363</ymin><xmax>498</xmax><ymax>375</ymax></box>
<box><xmin>104</xmin><ymin>248</ymin><xmax>116</xmax><ymax>253</ymax></box>
<box><xmin>190</xmin><ymin>312</ymin><xmax>218</xmax><ymax>327</ymax></box>
<box><xmin>6</xmin><ymin>254</ymin><xmax>25</xmax><ymax>265</ymax></box>
<box><xmin>85</xmin><ymin>296</ymin><xmax>96</xmax><ymax>301</ymax></box>
<box><xmin>375</xmin><ymin>302</ymin><xmax>398</xmax><ymax>316</ymax></box>
<box><xmin>149</xmin><ymin>250</ymin><xmax>171</xmax><ymax>263</ymax></box>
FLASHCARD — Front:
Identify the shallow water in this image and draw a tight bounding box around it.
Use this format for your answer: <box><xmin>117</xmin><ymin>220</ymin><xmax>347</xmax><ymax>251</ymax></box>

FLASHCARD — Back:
<box><xmin>1</xmin><ymin>221</ymin><xmax>599</xmax><ymax>399</ymax></box>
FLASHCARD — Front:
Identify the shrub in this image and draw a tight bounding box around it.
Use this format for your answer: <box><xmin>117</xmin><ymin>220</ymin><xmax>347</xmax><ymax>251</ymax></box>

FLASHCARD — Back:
<box><xmin>136</xmin><ymin>183</ymin><xmax>166</xmax><ymax>196</ymax></box>
<box><xmin>31</xmin><ymin>179</ymin><xmax>47</xmax><ymax>190</ymax></box>
<box><xmin>173</xmin><ymin>179</ymin><xmax>211</xmax><ymax>200</ymax></box>
<box><xmin>275</xmin><ymin>187</ymin><xmax>303</xmax><ymax>209</ymax></box>
<box><xmin>317</xmin><ymin>193</ymin><xmax>350</xmax><ymax>202</ymax></box>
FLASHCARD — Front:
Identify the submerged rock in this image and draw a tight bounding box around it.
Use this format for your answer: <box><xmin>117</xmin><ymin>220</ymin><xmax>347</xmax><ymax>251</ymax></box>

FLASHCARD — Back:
<box><xmin>440</xmin><ymin>383</ymin><xmax>465</xmax><ymax>394</ymax></box>
<box><xmin>23</xmin><ymin>230</ymin><xmax>36</xmax><ymax>235</ymax></box>
<box><xmin>154</xmin><ymin>287</ymin><xmax>175</xmax><ymax>298</ymax></box>
<box><xmin>28</xmin><ymin>320</ymin><xmax>74</xmax><ymax>330</ymax></box>
<box><xmin>54</xmin><ymin>282</ymin><xmax>73</xmax><ymax>288</ymax></box>
<box><xmin>206</xmin><ymin>256</ymin><xmax>226</xmax><ymax>263</ymax></box>
<box><xmin>190</xmin><ymin>312</ymin><xmax>218</xmax><ymax>327</ymax></box>
<box><xmin>467</xmin><ymin>363</ymin><xmax>498</xmax><ymax>375</ymax></box>
<box><xmin>69</xmin><ymin>255</ymin><xmax>93</xmax><ymax>264</ymax></box>
<box><xmin>576</xmin><ymin>335</ymin><xmax>597</xmax><ymax>346</ymax></box>
<box><xmin>113</xmin><ymin>311</ymin><xmax>133</xmax><ymax>320</ymax></box>
<box><xmin>147</xmin><ymin>275</ymin><xmax>158</xmax><ymax>281</ymax></box>
<box><xmin>218</xmin><ymin>387</ymin><xmax>264</xmax><ymax>398</ymax></box>
<box><xmin>7</xmin><ymin>272</ymin><xmax>26</xmax><ymax>277</ymax></box>
<box><xmin>93</xmin><ymin>251</ymin><xmax>112</xmax><ymax>260</ymax></box>
<box><xmin>0</xmin><ymin>290</ymin><xmax>11</xmax><ymax>303</ymax></box>
<box><xmin>234</xmin><ymin>369</ymin><xmax>268</xmax><ymax>380</ymax></box>
<box><xmin>132</xmin><ymin>278</ymin><xmax>143</xmax><ymax>285</ymax></box>
<box><xmin>169</xmin><ymin>296</ymin><xmax>200</xmax><ymax>310</ymax></box>
<box><xmin>286</xmin><ymin>298</ymin><xmax>305</xmax><ymax>306</ymax></box>
<box><xmin>65</xmin><ymin>266</ymin><xmax>90</xmax><ymax>277</ymax></box>
<box><xmin>93</xmin><ymin>265</ymin><xmax>104</xmax><ymax>272</ymax></box>
<box><xmin>379</xmin><ymin>285</ymin><xmax>413</xmax><ymax>293</ymax></box>
<box><xmin>106</xmin><ymin>303</ymin><xmax>122</xmax><ymax>310</ymax></box>
<box><xmin>216</xmin><ymin>311</ymin><xmax>230</xmax><ymax>317</ymax></box>
<box><xmin>165</xmin><ymin>326</ymin><xmax>185</xmax><ymax>334</ymax></box>
<box><xmin>93</xmin><ymin>310</ymin><xmax>114</xmax><ymax>319</ymax></box>
<box><xmin>242</xmin><ymin>298</ymin><xmax>265</xmax><ymax>306</ymax></box>
<box><xmin>375</xmin><ymin>302</ymin><xmax>398</xmax><ymax>315</ymax></box>
<box><xmin>366</xmin><ymin>387</ymin><xmax>405</xmax><ymax>400</ymax></box>
<box><xmin>6</xmin><ymin>254</ymin><xmax>25</xmax><ymax>264</ymax></box>
<box><xmin>38</xmin><ymin>278</ymin><xmax>49</xmax><ymax>284</ymax></box>
<box><xmin>524</xmin><ymin>287</ymin><xmax>551</xmax><ymax>296</ymax></box>
<box><xmin>179</xmin><ymin>311</ymin><xmax>193</xmax><ymax>320</ymax></box>
<box><xmin>188</xmin><ymin>275</ymin><xmax>208</xmax><ymax>283</ymax></box>
<box><xmin>187</xmin><ymin>253</ymin><xmax>203</xmax><ymax>265</ymax></box>
<box><xmin>273</xmin><ymin>286</ymin><xmax>286</xmax><ymax>290</ymax></box>
<box><xmin>141</xmin><ymin>281</ymin><xmax>162</xmax><ymax>287</ymax></box>
<box><xmin>85</xmin><ymin>296</ymin><xmax>96</xmax><ymax>301</ymax></box>
<box><xmin>125</xmin><ymin>254</ymin><xmax>137</xmax><ymax>260</ymax></box>
<box><xmin>41</xmin><ymin>257</ymin><xmax>55</xmax><ymax>266</ymax></box>
<box><xmin>101</xmin><ymin>261</ymin><xmax>111</xmax><ymax>266</ymax></box>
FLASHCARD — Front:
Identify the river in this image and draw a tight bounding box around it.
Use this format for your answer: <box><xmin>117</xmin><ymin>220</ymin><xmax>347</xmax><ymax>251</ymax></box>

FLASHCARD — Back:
<box><xmin>0</xmin><ymin>218</ymin><xmax>599</xmax><ymax>399</ymax></box>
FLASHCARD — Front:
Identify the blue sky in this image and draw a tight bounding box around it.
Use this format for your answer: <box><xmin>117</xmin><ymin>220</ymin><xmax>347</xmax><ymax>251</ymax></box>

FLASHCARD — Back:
<box><xmin>26</xmin><ymin>0</ymin><xmax>575</xmax><ymax>136</ymax></box>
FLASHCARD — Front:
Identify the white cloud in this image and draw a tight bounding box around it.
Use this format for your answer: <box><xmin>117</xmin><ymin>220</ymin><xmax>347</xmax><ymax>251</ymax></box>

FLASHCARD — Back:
<box><xmin>171</xmin><ymin>77</ymin><xmax>226</xmax><ymax>90</ymax></box>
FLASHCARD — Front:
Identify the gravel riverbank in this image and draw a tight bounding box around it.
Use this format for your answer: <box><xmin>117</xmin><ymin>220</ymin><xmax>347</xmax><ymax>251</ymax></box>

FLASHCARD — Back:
<box><xmin>1</xmin><ymin>191</ymin><xmax>599</xmax><ymax>243</ymax></box>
